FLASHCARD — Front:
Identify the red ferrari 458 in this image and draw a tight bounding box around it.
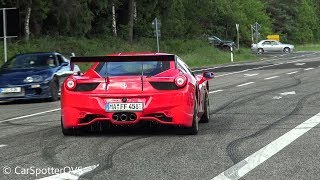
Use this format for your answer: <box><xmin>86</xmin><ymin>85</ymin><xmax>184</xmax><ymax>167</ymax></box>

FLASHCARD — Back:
<box><xmin>61</xmin><ymin>52</ymin><xmax>214</xmax><ymax>135</ymax></box>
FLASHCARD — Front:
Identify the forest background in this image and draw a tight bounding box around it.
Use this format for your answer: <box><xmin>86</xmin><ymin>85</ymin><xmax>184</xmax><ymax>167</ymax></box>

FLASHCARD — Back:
<box><xmin>0</xmin><ymin>0</ymin><xmax>318</xmax><ymax>66</ymax></box>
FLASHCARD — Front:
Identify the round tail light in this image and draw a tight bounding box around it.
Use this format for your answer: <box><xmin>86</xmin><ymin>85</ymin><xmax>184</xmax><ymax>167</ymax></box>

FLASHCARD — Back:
<box><xmin>175</xmin><ymin>75</ymin><xmax>187</xmax><ymax>88</ymax></box>
<box><xmin>66</xmin><ymin>79</ymin><xmax>76</xmax><ymax>90</ymax></box>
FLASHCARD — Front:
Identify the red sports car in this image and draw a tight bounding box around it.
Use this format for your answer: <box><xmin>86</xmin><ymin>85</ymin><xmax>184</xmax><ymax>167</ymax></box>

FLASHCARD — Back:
<box><xmin>61</xmin><ymin>52</ymin><xmax>214</xmax><ymax>135</ymax></box>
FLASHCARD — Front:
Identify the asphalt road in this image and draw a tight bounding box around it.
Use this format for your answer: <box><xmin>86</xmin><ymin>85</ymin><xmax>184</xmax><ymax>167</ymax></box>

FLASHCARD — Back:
<box><xmin>1</xmin><ymin>51</ymin><xmax>320</xmax><ymax>180</ymax></box>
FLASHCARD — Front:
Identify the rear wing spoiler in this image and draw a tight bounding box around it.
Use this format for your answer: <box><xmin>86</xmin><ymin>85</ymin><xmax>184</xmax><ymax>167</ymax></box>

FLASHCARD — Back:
<box><xmin>70</xmin><ymin>55</ymin><xmax>175</xmax><ymax>63</ymax></box>
<box><xmin>70</xmin><ymin>55</ymin><xmax>176</xmax><ymax>71</ymax></box>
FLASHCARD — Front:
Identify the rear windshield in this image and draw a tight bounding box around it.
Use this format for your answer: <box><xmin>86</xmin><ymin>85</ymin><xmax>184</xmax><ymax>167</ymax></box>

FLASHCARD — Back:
<box><xmin>96</xmin><ymin>61</ymin><xmax>170</xmax><ymax>77</ymax></box>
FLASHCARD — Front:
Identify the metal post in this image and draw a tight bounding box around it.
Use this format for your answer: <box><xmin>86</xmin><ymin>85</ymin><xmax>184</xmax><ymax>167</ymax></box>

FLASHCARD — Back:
<box><xmin>236</xmin><ymin>24</ymin><xmax>239</xmax><ymax>50</ymax></box>
<box><xmin>155</xmin><ymin>18</ymin><xmax>160</xmax><ymax>52</ymax></box>
<box><xmin>230</xmin><ymin>47</ymin><xmax>234</xmax><ymax>63</ymax></box>
<box><xmin>3</xmin><ymin>8</ymin><xmax>7</xmax><ymax>63</ymax></box>
<box><xmin>251</xmin><ymin>25</ymin><xmax>254</xmax><ymax>45</ymax></box>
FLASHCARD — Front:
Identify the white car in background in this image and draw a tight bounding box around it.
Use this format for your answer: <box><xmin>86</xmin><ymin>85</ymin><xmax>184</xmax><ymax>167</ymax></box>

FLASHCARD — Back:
<box><xmin>252</xmin><ymin>40</ymin><xmax>294</xmax><ymax>54</ymax></box>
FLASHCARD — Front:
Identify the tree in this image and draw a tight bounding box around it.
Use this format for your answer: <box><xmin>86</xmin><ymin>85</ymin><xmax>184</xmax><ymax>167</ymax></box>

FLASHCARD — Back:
<box><xmin>235</xmin><ymin>0</ymin><xmax>272</xmax><ymax>44</ymax></box>
<box><xmin>3</xmin><ymin>0</ymin><xmax>320</xmax><ymax>44</ymax></box>
<box><xmin>159</xmin><ymin>0</ymin><xmax>186</xmax><ymax>38</ymax></box>
<box><xmin>128</xmin><ymin>0</ymin><xmax>134</xmax><ymax>43</ymax></box>
<box><xmin>43</xmin><ymin>0</ymin><xmax>93</xmax><ymax>36</ymax></box>
<box><xmin>265</xmin><ymin>0</ymin><xmax>299</xmax><ymax>42</ymax></box>
<box><xmin>182</xmin><ymin>0</ymin><xmax>217</xmax><ymax>37</ymax></box>
<box><xmin>292</xmin><ymin>0</ymin><xmax>319</xmax><ymax>43</ymax></box>
<box><xmin>87</xmin><ymin>0</ymin><xmax>111</xmax><ymax>36</ymax></box>
<box><xmin>24</xmin><ymin>0</ymin><xmax>32</xmax><ymax>41</ymax></box>
<box><xmin>112</xmin><ymin>1</ymin><xmax>117</xmax><ymax>37</ymax></box>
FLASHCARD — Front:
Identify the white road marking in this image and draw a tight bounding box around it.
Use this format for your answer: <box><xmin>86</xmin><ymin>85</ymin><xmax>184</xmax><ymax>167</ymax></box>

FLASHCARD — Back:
<box><xmin>264</xmin><ymin>76</ymin><xmax>279</xmax><ymax>80</ymax></box>
<box><xmin>0</xmin><ymin>144</ymin><xmax>7</xmax><ymax>148</ymax></box>
<box><xmin>38</xmin><ymin>164</ymin><xmax>99</xmax><ymax>180</ymax></box>
<box><xmin>214</xmin><ymin>58</ymin><xmax>311</xmax><ymax>78</ymax></box>
<box><xmin>304</xmin><ymin>68</ymin><xmax>314</xmax><ymax>71</ymax></box>
<box><xmin>215</xmin><ymin>63</ymin><xmax>285</xmax><ymax>78</ymax></box>
<box><xmin>244</xmin><ymin>73</ymin><xmax>259</xmax><ymax>77</ymax></box>
<box><xmin>294</xmin><ymin>63</ymin><xmax>305</xmax><ymax>66</ymax></box>
<box><xmin>193</xmin><ymin>64</ymin><xmax>239</xmax><ymax>72</ymax></box>
<box><xmin>193</xmin><ymin>54</ymin><xmax>318</xmax><ymax>73</ymax></box>
<box><xmin>287</xmin><ymin>71</ymin><xmax>298</xmax><ymax>75</ymax></box>
<box><xmin>280</xmin><ymin>91</ymin><xmax>296</xmax><ymax>96</ymax></box>
<box><xmin>212</xmin><ymin>112</ymin><xmax>320</xmax><ymax>180</ymax></box>
<box><xmin>0</xmin><ymin>108</ymin><xmax>61</xmax><ymax>124</ymax></box>
<box><xmin>195</xmin><ymin>56</ymin><xmax>320</xmax><ymax>78</ymax></box>
<box><xmin>272</xmin><ymin>96</ymin><xmax>282</xmax><ymax>100</ymax></box>
<box><xmin>209</xmin><ymin>90</ymin><xmax>223</xmax><ymax>94</ymax></box>
<box><xmin>237</xmin><ymin>82</ymin><xmax>255</xmax><ymax>87</ymax></box>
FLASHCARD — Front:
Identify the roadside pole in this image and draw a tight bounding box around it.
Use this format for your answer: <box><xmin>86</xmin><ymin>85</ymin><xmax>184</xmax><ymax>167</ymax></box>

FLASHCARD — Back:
<box><xmin>251</xmin><ymin>25</ymin><xmax>254</xmax><ymax>45</ymax></box>
<box><xmin>155</xmin><ymin>18</ymin><xmax>159</xmax><ymax>52</ymax></box>
<box><xmin>152</xmin><ymin>18</ymin><xmax>161</xmax><ymax>52</ymax></box>
<box><xmin>252</xmin><ymin>22</ymin><xmax>261</xmax><ymax>55</ymax></box>
<box><xmin>236</xmin><ymin>24</ymin><xmax>239</xmax><ymax>50</ymax></box>
<box><xmin>256</xmin><ymin>34</ymin><xmax>259</xmax><ymax>55</ymax></box>
<box><xmin>2</xmin><ymin>9</ymin><xmax>7</xmax><ymax>62</ymax></box>
<box><xmin>230</xmin><ymin>47</ymin><xmax>234</xmax><ymax>63</ymax></box>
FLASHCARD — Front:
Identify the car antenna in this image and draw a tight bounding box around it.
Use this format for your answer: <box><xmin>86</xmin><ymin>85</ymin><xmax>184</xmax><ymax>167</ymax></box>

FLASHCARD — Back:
<box><xmin>141</xmin><ymin>62</ymin><xmax>144</xmax><ymax>91</ymax></box>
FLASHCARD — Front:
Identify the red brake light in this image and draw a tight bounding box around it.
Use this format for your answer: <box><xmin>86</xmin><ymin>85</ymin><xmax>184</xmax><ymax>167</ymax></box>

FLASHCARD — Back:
<box><xmin>175</xmin><ymin>75</ymin><xmax>187</xmax><ymax>88</ymax></box>
<box><xmin>66</xmin><ymin>79</ymin><xmax>76</xmax><ymax>90</ymax></box>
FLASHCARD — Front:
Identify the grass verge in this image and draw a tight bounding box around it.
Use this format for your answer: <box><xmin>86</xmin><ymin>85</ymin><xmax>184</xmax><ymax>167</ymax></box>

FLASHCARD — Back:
<box><xmin>0</xmin><ymin>36</ymin><xmax>257</xmax><ymax>68</ymax></box>
<box><xmin>295</xmin><ymin>44</ymin><xmax>320</xmax><ymax>51</ymax></box>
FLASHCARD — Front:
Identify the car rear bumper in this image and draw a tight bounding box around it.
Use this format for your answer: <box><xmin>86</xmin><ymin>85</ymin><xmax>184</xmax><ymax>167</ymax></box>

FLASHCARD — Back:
<box><xmin>61</xmin><ymin>91</ymin><xmax>195</xmax><ymax>129</ymax></box>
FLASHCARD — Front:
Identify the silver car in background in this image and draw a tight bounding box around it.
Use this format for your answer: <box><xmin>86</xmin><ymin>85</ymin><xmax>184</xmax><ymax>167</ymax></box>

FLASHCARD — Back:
<box><xmin>252</xmin><ymin>40</ymin><xmax>294</xmax><ymax>54</ymax></box>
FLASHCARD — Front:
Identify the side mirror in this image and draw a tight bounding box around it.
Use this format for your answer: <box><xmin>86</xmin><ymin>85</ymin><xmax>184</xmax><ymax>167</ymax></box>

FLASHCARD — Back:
<box><xmin>203</xmin><ymin>71</ymin><xmax>215</xmax><ymax>78</ymax></box>
<box><xmin>199</xmin><ymin>71</ymin><xmax>215</xmax><ymax>84</ymax></box>
<box><xmin>61</xmin><ymin>62</ymin><xmax>69</xmax><ymax>66</ymax></box>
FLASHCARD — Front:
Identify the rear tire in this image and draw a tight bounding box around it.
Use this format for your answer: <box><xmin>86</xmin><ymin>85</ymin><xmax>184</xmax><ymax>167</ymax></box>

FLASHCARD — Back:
<box><xmin>61</xmin><ymin>117</ymin><xmax>75</xmax><ymax>136</ymax></box>
<box><xmin>200</xmin><ymin>93</ymin><xmax>210</xmax><ymax>123</ymax></box>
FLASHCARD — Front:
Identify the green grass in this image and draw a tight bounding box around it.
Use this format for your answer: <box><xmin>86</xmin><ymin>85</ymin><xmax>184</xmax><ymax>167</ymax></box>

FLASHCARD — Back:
<box><xmin>295</xmin><ymin>44</ymin><xmax>320</xmax><ymax>51</ymax></box>
<box><xmin>180</xmin><ymin>46</ymin><xmax>256</xmax><ymax>68</ymax></box>
<box><xmin>0</xmin><ymin>36</ymin><xmax>257</xmax><ymax>68</ymax></box>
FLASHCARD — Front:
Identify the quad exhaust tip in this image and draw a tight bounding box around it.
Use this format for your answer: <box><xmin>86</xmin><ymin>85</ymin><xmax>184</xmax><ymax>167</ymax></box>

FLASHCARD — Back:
<box><xmin>112</xmin><ymin>114</ymin><xmax>119</xmax><ymax>121</ymax></box>
<box><xmin>120</xmin><ymin>114</ymin><xmax>127</xmax><ymax>121</ymax></box>
<box><xmin>129</xmin><ymin>113</ymin><xmax>137</xmax><ymax>121</ymax></box>
<box><xmin>113</xmin><ymin>113</ymin><xmax>137</xmax><ymax>121</ymax></box>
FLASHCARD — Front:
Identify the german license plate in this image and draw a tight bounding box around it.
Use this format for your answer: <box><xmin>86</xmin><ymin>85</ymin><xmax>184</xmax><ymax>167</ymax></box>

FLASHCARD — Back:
<box><xmin>0</xmin><ymin>87</ymin><xmax>22</xmax><ymax>93</ymax></box>
<box><xmin>106</xmin><ymin>103</ymin><xmax>143</xmax><ymax>112</ymax></box>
